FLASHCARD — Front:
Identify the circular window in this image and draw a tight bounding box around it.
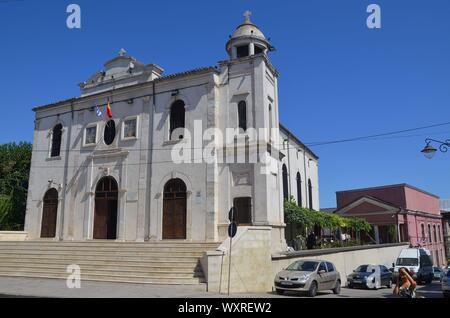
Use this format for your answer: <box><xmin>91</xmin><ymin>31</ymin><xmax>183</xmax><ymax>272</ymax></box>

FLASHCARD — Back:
<box><xmin>104</xmin><ymin>120</ymin><xmax>116</xmax><ymax>145</ymax></box>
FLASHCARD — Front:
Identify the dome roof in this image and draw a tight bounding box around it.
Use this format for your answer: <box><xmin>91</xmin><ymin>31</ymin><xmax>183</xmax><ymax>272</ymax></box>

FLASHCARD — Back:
<box><xmin>230</xmin><ymin>11</ymin><xmax>268</xmax><ymax>41</ymax></box>
<box><xmin>231</xmin><ymin>21</ymin><xmax>266</xmax><ymax>40</ymax></box>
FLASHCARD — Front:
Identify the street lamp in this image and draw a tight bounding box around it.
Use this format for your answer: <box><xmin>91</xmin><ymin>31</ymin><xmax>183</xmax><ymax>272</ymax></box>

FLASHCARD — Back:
<box><xmin>421</xmin><ymin>138</ymin><xmax>450</xmax><ymax>159</ymax></box>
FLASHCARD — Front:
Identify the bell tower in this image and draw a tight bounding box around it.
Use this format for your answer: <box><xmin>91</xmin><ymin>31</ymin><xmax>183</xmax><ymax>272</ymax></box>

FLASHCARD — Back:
<box><xmin>226</xmin><ymin>11</ymin><xmax>274</xmax><ymax>60</ymax></box>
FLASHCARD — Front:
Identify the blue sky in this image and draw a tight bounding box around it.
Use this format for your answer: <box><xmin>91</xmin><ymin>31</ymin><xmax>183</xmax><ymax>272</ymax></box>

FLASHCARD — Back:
<box><xmin>1</xmin><ymin>0</ymin><xmax>450</xmax><ymax>208</ymax></box>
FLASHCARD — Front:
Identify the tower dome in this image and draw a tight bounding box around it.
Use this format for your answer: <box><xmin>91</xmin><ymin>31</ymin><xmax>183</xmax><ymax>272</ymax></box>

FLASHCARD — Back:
<box><xmin>226</xmin><ymin>11</ymin><xmax>273</xmax><ymax>59</ymax></box>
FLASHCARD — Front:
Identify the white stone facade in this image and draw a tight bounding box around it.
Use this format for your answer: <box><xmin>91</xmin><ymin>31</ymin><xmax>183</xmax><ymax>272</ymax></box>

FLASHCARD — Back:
<box><xmin>24</xmin><ymin>14</ymin><xmax>319</xmax><ymax>252</ymax></box>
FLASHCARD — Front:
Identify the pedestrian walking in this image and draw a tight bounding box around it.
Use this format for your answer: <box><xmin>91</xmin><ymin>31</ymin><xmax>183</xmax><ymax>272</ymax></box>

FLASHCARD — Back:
<box><xmin>393</xmin><ymin>267</ymin><xmax>417</xmax><ymax>298</ymax></box>
<box><xmin>306</xmin><ymin>232</ymin><xmax>316</xmax><ymax>250</ymax></box>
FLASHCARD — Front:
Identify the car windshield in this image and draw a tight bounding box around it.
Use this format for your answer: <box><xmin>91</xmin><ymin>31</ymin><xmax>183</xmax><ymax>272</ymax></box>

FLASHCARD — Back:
<box><xmin>396</xmin><ymin>258</ymin><xmax>418</xmax><ymax>266</ymax></box>
<box><xmin>355</xmin><ymin>265</ymin><xmax>377</xmax><ymax>273</ymax></box>
<box><xmin>355</xmin><ymin>265</ymin><xmax>368</xmax><ymax>272</ymax></box>
<box><xmin>286</xmin><ymin>261</ymin><xmax>319</xmax><ymax>272</ymax></box>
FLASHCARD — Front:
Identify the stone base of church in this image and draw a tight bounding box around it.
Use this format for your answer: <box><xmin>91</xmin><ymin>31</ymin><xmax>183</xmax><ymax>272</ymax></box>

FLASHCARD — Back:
<box><xmin>0</xmin><ymin>231</ymin><xmax>28</xmax><ymax>241</ymax></box>
<box><xmin>202</xmin><ymin>226</ymin><xmax>286</xmax><ymax>293</ymax></box>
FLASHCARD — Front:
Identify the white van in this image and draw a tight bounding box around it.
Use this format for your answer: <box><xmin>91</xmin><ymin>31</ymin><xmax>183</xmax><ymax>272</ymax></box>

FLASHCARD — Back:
<box><xmin>393</xmin><ymin>248</ymin><xmax>433</xmax><ymax>284</ymax></box>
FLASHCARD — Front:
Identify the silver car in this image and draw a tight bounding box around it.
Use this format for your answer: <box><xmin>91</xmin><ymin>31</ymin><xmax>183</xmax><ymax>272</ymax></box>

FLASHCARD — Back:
<box><xmin>274</xmin><ymin>260</ymin><xmax>341</xmax><ymax>297</ymax></box>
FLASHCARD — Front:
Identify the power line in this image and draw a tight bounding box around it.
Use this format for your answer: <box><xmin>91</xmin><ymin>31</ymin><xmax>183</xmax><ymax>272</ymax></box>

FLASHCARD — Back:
<box><xmin>29</xmin><ymin>143</ymin><xmax>287</xmax><ymax>153</ymax></box>
<box><xmin>349</xmin><ymin>129</ymin><xmax>450</xmax><ymax>141</ymax></box>
<box><xmin>305</xmin><ymin>121</ymin><xmax>450</xmax><ymax>147</ymax></box>
<box><xmin>28</xmin><ymin>157</ymin><xmax>257</xmax><ymax>169</ymax></box>
<box><xmin>0</xmin><ymin>0</ymin><xmax>25</xmax><ymax>3</ymax></box>
<box><xmin>28</xmin><ymin>127</ymin><xmax>450</xmax><ymax>153</ymax></box>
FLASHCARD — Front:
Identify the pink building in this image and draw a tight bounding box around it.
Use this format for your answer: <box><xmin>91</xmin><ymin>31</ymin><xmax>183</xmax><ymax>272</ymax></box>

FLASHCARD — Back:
<box><xmin>334</xmin><ymin>184</ymin><xmax>446</xmax><ymax>266</ymax></box>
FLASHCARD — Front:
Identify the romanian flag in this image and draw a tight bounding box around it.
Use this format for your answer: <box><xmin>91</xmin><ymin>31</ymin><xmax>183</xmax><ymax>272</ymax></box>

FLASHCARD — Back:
<box><xmin>106</xmin><ymin>101</ymin><xmax>113</xmax><ymax>119</ymax></box>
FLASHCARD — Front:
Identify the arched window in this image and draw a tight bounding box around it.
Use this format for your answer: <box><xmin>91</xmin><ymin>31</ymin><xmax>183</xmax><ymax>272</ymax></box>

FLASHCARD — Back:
<box><xmin>421</xmin><ymin>224</ymin><xmax>425</xmax><ymax>240</ymax></box>
<box><xmin>170</xmin><ymin>100</ymin><xmax>185</xmax><ymax>140</ymax></box>
<box><xmin>433</xmin><ymin>224</ymin><xmax>437</xmax><ymax>243</ymax></box>
<box><xmin>282</xmin><ymin>165</ymin><xmax>289</xmax><ymax>201</ymax></box>
<box><xmin>296</xmin><ymin>172</ymin><xmax>302</xmax><ymax>207</ymax></box>
<box><xmin>51</xmin><ymin>124</ymin><xmax>62</xmax><ymax>157</ymax></box>
<box><xmin>268</xmin><ymin>104</ymin><xmax>273</xmax><ymax>133</ymax></box>
<box><xmin>438</xmin><ymin>225</ymin><xmax>441</xmax><ymax>242</ymax></box>
<box><xmin>238</xmin><ymin>101</ymin><xmax>247</xmax><ymax>132</ymax></box>
<box><xmin>308</xmin><ymin>179</ymin><xmax>313</xmax><ymax>210</ymax></box>
<box><xmin>428</xmin><ymin>224</ymin><xmax>432</xmax><ymax>243</ymax></box>
<box><xmin>104</xmin><ymin>120</ymin><xmax>116</xmax><ymax>145</ymax></box>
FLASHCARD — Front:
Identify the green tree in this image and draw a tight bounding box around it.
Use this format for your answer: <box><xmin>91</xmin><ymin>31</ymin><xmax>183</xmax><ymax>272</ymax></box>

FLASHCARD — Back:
<box><xmin>284</xmin><ymin>197</ymin><xmax>372</xmax><ymax>248</ymax></box>
<box><xmin>0</xmin><ymin>142</ymin><xmax>32</xmax><ymax>230</ymax></box>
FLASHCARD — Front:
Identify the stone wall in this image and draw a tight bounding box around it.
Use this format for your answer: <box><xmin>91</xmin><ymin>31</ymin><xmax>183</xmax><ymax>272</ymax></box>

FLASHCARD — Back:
<box><xmin>272</xmin><ymin>243</ymin><xmax>409</xmax><ymax>287</ymax></box>
<box><xmin>203</xmin><ymin>229</ymin><xmax>409</xmax><ymax>293</ymax></box>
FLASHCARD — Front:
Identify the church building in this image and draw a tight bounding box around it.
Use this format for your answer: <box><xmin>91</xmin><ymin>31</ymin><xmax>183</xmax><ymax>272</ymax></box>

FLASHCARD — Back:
<box><xmin>25</xmin><ymin>12</ymin><xmax>319</xmax><ymax>252</ymax></box>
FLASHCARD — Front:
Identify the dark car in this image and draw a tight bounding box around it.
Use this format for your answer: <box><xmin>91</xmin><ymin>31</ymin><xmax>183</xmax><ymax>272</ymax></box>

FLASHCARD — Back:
<box><xmin>442</xmin><ymin>269</ymin><xmax>450</xmax><ymax>298</ymax></box>
<box><xmin>347</xmin><ymin>264</ymin><xmax>393</xmax><ymax>289</ymax></box>
<box><xmin>433</xmin><ymin>267</ymin><xmax>443</xmax><ymax>281</ymax></box>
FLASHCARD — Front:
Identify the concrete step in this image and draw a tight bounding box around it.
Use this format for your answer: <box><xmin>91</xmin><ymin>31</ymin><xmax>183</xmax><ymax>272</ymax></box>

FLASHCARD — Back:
<box><xmin>0</xmin><ymin>241</ymin><xmax>219</xmax><ymax>248</ymax></box>
<box><xmin>0</xmin><ymin>254</ymin><xmax>203</xmax><ymax>262</ymax></box>
<box><xmin>0</xmin><ymin>262</ymin><xmax>201</xmax><ymax>273</ymax></box>
<box><xmin>0</xmin><ymin>258</ymin><xmax>199</xmax><ymax>268</ymax></box>
<box><xmin>0</xmin><ymin>272</ymin><xmax>204</xmax><ymax>285</ymax></box>
<box><xmin>0</xmin><ymin>240</ymin><xmax>219</xmax><ymax>285</ymax></box>
<box><xmin>0</xmin><ymin>266</ymin><xmax>203</xmax><ymax>277</ymax></box>
<box><xmin>0</xmin><ymin>247</ymin><xmax>213</xmax><ymax>253</ymax></box>
<box><xmin>0</xmin><ymin>250</ymin><xmax>205</xmax><ymax>257</ymax></box>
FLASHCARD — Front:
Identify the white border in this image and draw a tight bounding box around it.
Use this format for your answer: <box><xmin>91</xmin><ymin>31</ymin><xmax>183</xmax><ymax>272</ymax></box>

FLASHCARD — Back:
<box><xmin>83</xmin><ymin>122</ymin><xmax>98</xmax><ymax>147</ymax></box>
<box><xmin>121</xmin><ymin>115</ymin><xmax>139</xmax><ymax>141</ymax></box>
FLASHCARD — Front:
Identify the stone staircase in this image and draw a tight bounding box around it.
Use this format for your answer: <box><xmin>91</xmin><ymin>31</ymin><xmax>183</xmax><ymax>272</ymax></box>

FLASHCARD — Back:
<box><xmin>0</xmin><ymin>241</ymin><xmax>219</xmax><ymax>285</ymax></box>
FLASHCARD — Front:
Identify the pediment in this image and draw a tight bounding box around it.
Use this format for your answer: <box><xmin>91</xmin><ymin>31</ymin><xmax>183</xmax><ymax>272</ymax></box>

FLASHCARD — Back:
<box><xmin>336</xmin><ymin>196</ymin><xmax>399</xmax><ymax>216</ymax></box>
<box><xmin>79</xmin><ymin>50</ymin><xmax>164</xmax><ymax>96</ymax></box>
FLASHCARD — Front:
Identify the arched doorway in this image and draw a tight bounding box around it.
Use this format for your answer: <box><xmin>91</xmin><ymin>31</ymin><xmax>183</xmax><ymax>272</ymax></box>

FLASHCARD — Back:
<box><xmin>41</xmin><ymin>188</ymin><xmax>58</xmax><ymax>238</ymax></box>
<box><xmin>94</xmin><ymin>176</ymin><xmax>118</xmax><ymax>240</ymax></box>
<box><xmin>163</xmin><ymin>179</ymin><xmax>187</xmax><ymax>239</ymax></box>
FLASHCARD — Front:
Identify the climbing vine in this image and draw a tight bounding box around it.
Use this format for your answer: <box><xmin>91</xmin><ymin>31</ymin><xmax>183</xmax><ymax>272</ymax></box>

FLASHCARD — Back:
<box><xmin>284</xmin><ymin>197</ymin><xmax>371</xmax><ymax>234</ymax></box>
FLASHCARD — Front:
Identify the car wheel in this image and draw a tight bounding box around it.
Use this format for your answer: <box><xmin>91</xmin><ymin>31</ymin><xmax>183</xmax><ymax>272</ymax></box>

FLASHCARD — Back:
<box><xmin>332</xmin><ymin>280</ymin><xmax>341</xmax><ymax>294</ymax></box>
<box><xmin>308</xmin><ymin>281</ymin><xmax>318</xmax><ymax>297</ymax></box>
<box><xmin>386</xmin><ymin>280</ymin><xmax>392</xmax><ymax>289</ymax></box>
<box><xmin>444</xmin><ymin>292</ymin><xmax>450</xmax><ymax>299</ymax></box>
<box><xmin>425</xmin><ymin>275</ymin><xmax>432</xmax><ymax>285</ymax></box>
<box><xmin>275</xmin><ymin>289</ymin><xmax>284</xmax><ymax>295</ymax></box>
<box><xmin>348</xmin><ymin>282</ymin><xmax>353</xmax><ymax>289</ymax></box>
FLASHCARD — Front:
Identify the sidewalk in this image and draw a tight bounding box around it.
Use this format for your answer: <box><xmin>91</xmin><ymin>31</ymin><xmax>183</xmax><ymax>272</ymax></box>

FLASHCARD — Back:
<box><xmin>0</xmin><ymin>277</ymin><xmax>282</xmax><ymax>298</ymax></box>
<box><xmin>0</xmin><ymin>277</ymin><xmax>211</xmax><ymax>298</ymax></box>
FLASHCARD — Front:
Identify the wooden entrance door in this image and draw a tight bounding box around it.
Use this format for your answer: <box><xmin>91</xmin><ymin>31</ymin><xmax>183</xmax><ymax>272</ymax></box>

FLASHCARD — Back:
<box><xmin>163</xmin><ymin>179</ymin><xmax>187</xmax><ymax>239</ymax></box>
<box><xmin>41</xmin><ymin>188</ymin><xmax>58</xmax><ymax>238</ymax></box>
<box><xmin>94</xmin><ymin>177</ymin><xmax>118</xmax><ymax>240</ymax></box>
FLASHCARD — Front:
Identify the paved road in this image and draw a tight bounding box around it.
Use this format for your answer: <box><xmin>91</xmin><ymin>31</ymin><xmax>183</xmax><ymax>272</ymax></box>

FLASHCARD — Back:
<box><xmin>0</xmin><ymin>277</ymin><xmax>444</xmax><ymax>298</ymax></box>
<box><xmin>266</xmin><ymin>281</ymin><xmax>444</xmax><ymax>298</ymax></box>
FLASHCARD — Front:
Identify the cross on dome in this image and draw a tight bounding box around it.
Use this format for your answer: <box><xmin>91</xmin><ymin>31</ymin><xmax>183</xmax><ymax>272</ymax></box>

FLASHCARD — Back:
<box><xmin>118</xmin><ymin>48</ymin><xmax>127</xmax><ymax>57</ymax></box>
<box><xmin>243</xmin><ymin>10</ymin><xmax>252</xmax><ymax>23</ymax></box>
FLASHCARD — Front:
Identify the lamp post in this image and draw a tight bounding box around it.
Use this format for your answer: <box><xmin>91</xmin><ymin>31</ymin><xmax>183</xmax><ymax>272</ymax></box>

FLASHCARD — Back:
<box><xmin>421</xmin><ymin>138</ymin><xmax>450</xmax><ymax>159</ymax></box>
